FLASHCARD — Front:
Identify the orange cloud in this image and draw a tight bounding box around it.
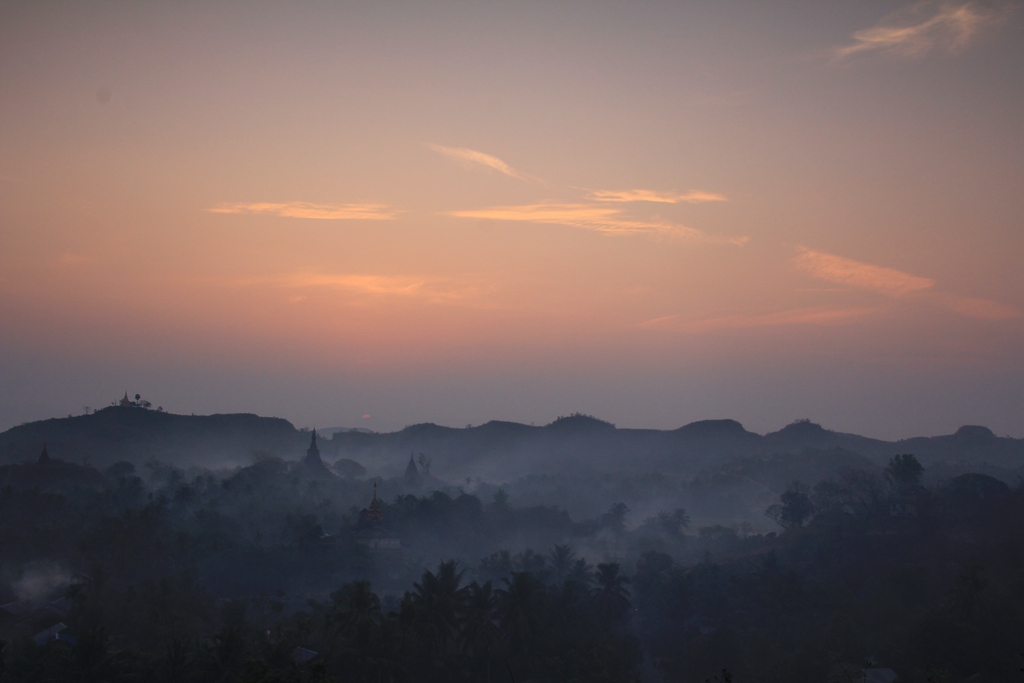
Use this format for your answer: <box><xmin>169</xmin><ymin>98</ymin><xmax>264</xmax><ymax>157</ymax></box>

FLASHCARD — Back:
<box><xmin>793</xmin><ymin>247</ymin><xmax>1020</xmax><ymax>320</ymax></box>
<box><xmin>587</xmin><ymin>189</ymin><xmax>727</xmax><ymax>204</ymax></box>
<box><xmin>427</xmin><ymin>144</ymin><xmax>537</xmax><ymax>183</ymax></box>
<box><xmin>450</xmin><ymin>203</ymin><xmax>747</xmax><ymax>245</ymax></box>
<box><xmin>836</xmin><ymin>3</ymin><xmax>994</xmax><ymax>59</ymax></box>
<box><xmin>792</xmin><ymin>247</ymin><xmax>934</xmax><ymax>297</ymax></box>
<box><xmin>228</xmin><ymin>272</ymin><xmax>485</xmax><ymax>306</ymax></box>
<box><xmin>208</xmin><ymin>202</ymin><xmax>399</xmax><ymax>220</ymax></box>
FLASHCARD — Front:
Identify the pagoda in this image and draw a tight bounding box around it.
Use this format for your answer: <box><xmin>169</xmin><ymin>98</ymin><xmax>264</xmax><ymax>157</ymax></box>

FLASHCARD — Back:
<box><xmin>299</xmin><ymin>430</ymin><xmax>335</xmax><ymax>478</ymax></box>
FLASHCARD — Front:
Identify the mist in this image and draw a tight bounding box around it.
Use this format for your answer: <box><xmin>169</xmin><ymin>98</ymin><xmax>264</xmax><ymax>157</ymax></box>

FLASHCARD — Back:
<box><xmin>3</xmin><ymin>402</ymin><xmax>1024</xmax><ymax>680</ymax></box>
<box><xmin>3</xmin><ymin>0</ymin><xmax>1024</xmax><ymax>680</ymax></box>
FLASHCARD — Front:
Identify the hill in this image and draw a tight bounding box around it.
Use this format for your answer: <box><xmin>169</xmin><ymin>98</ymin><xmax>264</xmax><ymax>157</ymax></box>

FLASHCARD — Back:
<box><xmin>2</xmin><ymin>408</ymin><xmax>1022</xmax><ymax>482</ymax></box>
<box><xmin>326</xmin><ymin>416</ymin><xmax>1024</xmax><ymax>482</ymax></box>
<box><xmin>0</xmin><ymin>406</ymin><xmax>305</xmax><ymax>468</ymax></box>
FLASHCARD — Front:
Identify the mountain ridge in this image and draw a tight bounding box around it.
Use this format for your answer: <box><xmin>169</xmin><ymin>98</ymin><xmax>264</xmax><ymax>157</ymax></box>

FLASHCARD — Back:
<box><xmin>3</xmin><ymin>407</ymin><xmax>1021</xmax><ymax>482</ymax></box>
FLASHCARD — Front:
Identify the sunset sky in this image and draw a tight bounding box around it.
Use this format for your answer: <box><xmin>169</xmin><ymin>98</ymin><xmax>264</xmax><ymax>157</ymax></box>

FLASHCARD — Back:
<box><xmin>1</xmin><ymin>1</ymin><xmax>1022</xmax><ymax>438</ymax></box>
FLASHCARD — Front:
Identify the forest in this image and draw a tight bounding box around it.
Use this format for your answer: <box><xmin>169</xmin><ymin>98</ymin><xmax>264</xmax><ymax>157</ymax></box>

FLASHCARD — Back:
<box><xmin>2</xmin><ymin>415</ymin><xmax>1024</xmax><ymax>681</ymax></box>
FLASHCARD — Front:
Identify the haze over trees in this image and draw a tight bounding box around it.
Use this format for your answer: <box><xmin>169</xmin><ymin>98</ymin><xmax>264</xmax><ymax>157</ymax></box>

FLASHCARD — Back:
<box><xmin>2</xmin><ymin>406</ymin><xmax>1024</xmax><ymax>681</ymax></box>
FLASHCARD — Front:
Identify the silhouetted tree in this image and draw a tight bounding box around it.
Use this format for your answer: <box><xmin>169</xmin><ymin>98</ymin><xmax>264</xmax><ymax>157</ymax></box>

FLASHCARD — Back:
<box><xmin>766</xmin><ymin>481</ymin><xmax>814</xmax><ymax>529</ymax></box>
<box><xmin>886</xmin><ymin>453</ymin><xmax>924</xmax><ymax>491</ymax></box>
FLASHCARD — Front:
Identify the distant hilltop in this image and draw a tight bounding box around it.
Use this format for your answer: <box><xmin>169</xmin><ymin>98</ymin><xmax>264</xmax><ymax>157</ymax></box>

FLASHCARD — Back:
<box><xmin>1</xmin><ymin>406</ymin><xmax>1021</xmax><ymax>481</ymax></box>
<box><xmin>0</xmin><ymin>404</ymin><xmax>305</xmax><ymax>469</ymax></box>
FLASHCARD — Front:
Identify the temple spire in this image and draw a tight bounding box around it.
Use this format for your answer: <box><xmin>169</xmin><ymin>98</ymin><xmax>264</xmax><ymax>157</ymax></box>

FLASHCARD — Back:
<box><xmin>404</xmin><ymin>452</ymin><xmax>421</xmax><ymax>484</ymax></box>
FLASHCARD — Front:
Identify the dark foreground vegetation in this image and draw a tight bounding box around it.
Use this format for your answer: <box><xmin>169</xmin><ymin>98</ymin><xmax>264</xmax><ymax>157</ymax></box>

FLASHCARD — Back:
<box><xmin>2</xmin><ymin>437</ymin><xmax>1024</xmax><ymax>681</ymax></box>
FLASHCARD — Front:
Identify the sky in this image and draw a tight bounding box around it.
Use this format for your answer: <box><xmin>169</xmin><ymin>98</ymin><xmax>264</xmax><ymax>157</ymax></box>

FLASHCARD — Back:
<box><xmin>1</xmin><ymin>1</ymin><xmax>1022</xmax><ymax>439</ymax></box>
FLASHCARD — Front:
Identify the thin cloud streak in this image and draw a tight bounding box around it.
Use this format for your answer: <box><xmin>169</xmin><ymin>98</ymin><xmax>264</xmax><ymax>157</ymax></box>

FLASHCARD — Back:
<box><xmin>794</xmin><ymin>247</ymin><xmax>1020</xmax><ymax>320</ymax></box>
<box><xmin>640</xmin><ymin>306</ymin><xmax>880</xmax><ymax>333</ymax></box>
<box><xmin>450</xmin><ymin>203</ymin><xmax>747</xmax><ymax>245</ymax></box>
<box><xmin>793</xmin><ymin>247</ymin><xmax>934</xmax><ymax>297</ymax></box>
<box><xmin>427</xmin><ymin>144</ymin><xmax>538</xmax><ymax>183</ymax></box>
<box><xmin>228</xmin><ymin>272</ymin><xmax>485</xmax><ymax>306</ymax></box>
<box><xmin>931</xmin><ymin>292</ymin><xmax>1021</xmax><ymax>320</ymax></box>
<box><xmin>587</xmin><ymin>189</ymin><xmax>727</xmax><ymax>204</ymax></box>
<box><xmin>208</xmin><ymin>202</ymin><xmax>399</xmax><ymax>220</ymax></box>
<box><xmin>836</xmin><ymin>2</ymin><xmax>994</xmax><ymax>59</ymax></box>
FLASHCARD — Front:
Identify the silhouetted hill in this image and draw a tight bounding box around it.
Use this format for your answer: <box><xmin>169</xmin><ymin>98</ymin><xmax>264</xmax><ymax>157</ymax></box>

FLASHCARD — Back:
<box><xmin>0</xmin><ymin>448</ymin><xmax>109</xmax><ymax>492</ymax></box>
<box><xmin>763</xmin><ymin>419</ymin><xmax>890</xmax><ymax>458</ymax></box>
<box><xmin>2</xmin><ymin>409</ymin><xmax>1022</xmax><ymax>481</ymax></box>
<box><xmin>0</xmin><ymin>406</ymin><xmax>305</xmax><ymax>468</ymax></box>
<box><xmin>326</xmin><ymin>417</ymin><xmax>1024</xmax><ymax>482</ymax></box>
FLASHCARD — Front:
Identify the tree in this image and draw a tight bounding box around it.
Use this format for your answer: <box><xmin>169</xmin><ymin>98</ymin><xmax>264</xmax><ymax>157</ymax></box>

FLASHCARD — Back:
<box><xmin>885</xmin><ymin>453</ymin><xmax>924</xmax><ymax>491</ymax></box>
<box><xmin>406</xmin><ymin>560</ymin><xmax>466</xmax><ymax>660</ymax></box>
<box><xmin>601</xmin><ymin>502</ymin><xmax>630</xmax><ymax>533</ymax></box>
<box><xmin>766</xmin><ymin>482</ymin><xmax>814</xmax><ymax>529</ymax></box>
<box><xmin>568</xmin><ymin>558</ymin><xmax>594</xmax><ymax>588</ymax></box>
<box><xmin>655</xmin><ymin>508</ymin><xmax>690</xmax><ymax>537</ymax></box>
<box><xmin>495</xmin><ymin>571</ymin><xmax>545</xmax><ymax>663</ymax></box>
<box><xmin>548</xmin><ymin>544</ymin><xmax>577</xmax><ymax>583</ymax></box>
<box><xmin>592</xmin><ymin>562</ymin><xmax>632</xmax><ymax>624</ymax></box>
<box><xmin>330</xmin><ymin>580</ymin><xmax>382</xmax><ymax>631</ymax></box>
<box><xmin>459</xmin><ymin>580</ymin><xmax>498</xmax><ymax>674</ymax></box>
<box><xmin>333</xmin><ymin>458</ymin><xmax>367</xmax><ymax>479</ymax></box>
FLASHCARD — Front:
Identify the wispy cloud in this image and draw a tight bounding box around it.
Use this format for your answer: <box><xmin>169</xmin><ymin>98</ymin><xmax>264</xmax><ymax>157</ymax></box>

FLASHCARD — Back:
<box><xmin>931</xmin><ymin>292</ymin><xmax>1021</xmax><ymax>321</ymax></box>
<box><xmin>793</xmin><ymin>247</ymin><xmax>934</xmax><ymax>297</ymax></box>
<box><xmin>208</xmin><ymin>202</ymin><xmax>399</xmax><ymax>220</ymax></box>
<box><xmin>836</xmin><ymin>2</ymin><xmax>995</xmax><ymax>59</ymax></box>
<box><xmin>587</xmin><ymin>189</ymin><xmax>727</xmax><ymax>204</ymax></box>
<box><xmin>794</xmin><ymin>247</ymin><xmax>1020</xmax><ymax>320</ymax></box>
<box><xmin>427</xmin><ymin>144</ymin><xmax>539</xmax><ymax>183</ymax></box>
<box><xmin>230</xmin><ymin>272</ymin><xmax>484</xmax><ymax>305</ymax></box>
<box><xmin>449</xmin><ymin>203</ymin><xmax>747</xmax><ymax>245</ymax></box>
<box><xmin>640</xmin><ymin>306</ymin><xmax>878</xmax><ymax>333</ymax></box>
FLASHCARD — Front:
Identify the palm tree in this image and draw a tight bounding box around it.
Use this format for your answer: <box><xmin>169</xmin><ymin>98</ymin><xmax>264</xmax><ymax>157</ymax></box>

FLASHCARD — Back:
<box><xmin>568</xmin><ymin>558</ymin><xmax>594</xmax><ymax>588</ymax></box>
<box><xmin>407</xmin><ymin>560</ymin><xmax>467</xmax><ymax>664</ymax></box>
<box><xmin>547</xmin><ymin>544</ymin><xmax>576</xmax><ymax>583</ymax></box>
<box><xmin>460</xmin><ymin>580</ymin><xmax>499</xmax><ymax>681</ymax></box>
<box><xmin>591</xmin><ymin>562</ymin><xmax>631</xmax><ymax>625</ymax></box>
<box><xmin>495</xmin><ymin>571</ymin><xmax>545</xmax><ymax>667</ymax></box>
<box><xmin>330</xmin><ymin>580</ymin><xmax>382</xmax><ymax>631</ymax></box>
<box><xmin>327</xmin><ymin>580</ymin><xmax>383</xmax><ymax>679</ymax></box>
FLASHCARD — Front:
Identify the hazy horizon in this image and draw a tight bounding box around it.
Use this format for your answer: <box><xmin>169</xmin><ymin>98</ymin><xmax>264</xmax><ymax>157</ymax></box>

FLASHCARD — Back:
<box><xmin>2</xmin><ymin>1</ymin><xmax>1022</xmax><ymax>439</ymax></box>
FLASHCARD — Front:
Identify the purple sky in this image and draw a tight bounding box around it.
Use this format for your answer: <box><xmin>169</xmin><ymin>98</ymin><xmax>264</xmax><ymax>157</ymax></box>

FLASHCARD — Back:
<box><xmin>1</xmin><ymin>1</ymin><xmax>1022</xmax><ymax>438</ymax></box>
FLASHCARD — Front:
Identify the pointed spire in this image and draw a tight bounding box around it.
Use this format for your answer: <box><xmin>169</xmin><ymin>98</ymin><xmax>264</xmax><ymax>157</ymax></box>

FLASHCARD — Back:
<box><xmin>404</xmin><ymin>452</ymin><xmax>420</xmax><ymax>483</ymax></box>
<box><xmin>38</xmin><ymin>442</ymin><xmax>50</xmax><ymax>464</ymax></box>
<box><xmin>310</xmin><ymin>429</ymin><xmax>318</xmax><ymax>448</ymax></box>
<box><xmin>366</xmin><ymin>480</ymin><xmax>384</xmax><ymax>521</ymax></box>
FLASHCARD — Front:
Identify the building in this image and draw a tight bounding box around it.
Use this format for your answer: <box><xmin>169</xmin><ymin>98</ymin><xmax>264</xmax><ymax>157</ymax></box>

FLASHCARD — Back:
<box><xmin>355</xmin><ymin>483</ymin><xmax>401</xmax><ymax>550</ymax></box>
<box><xmin>299</xmin><ymin>430</ymin><xmax>335</xmax><ymax>479</ymax></box>
<box><xmin>404</xmin><ymin>452</ymin><xmax>421</xmax><ymax>485</ymax></box>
